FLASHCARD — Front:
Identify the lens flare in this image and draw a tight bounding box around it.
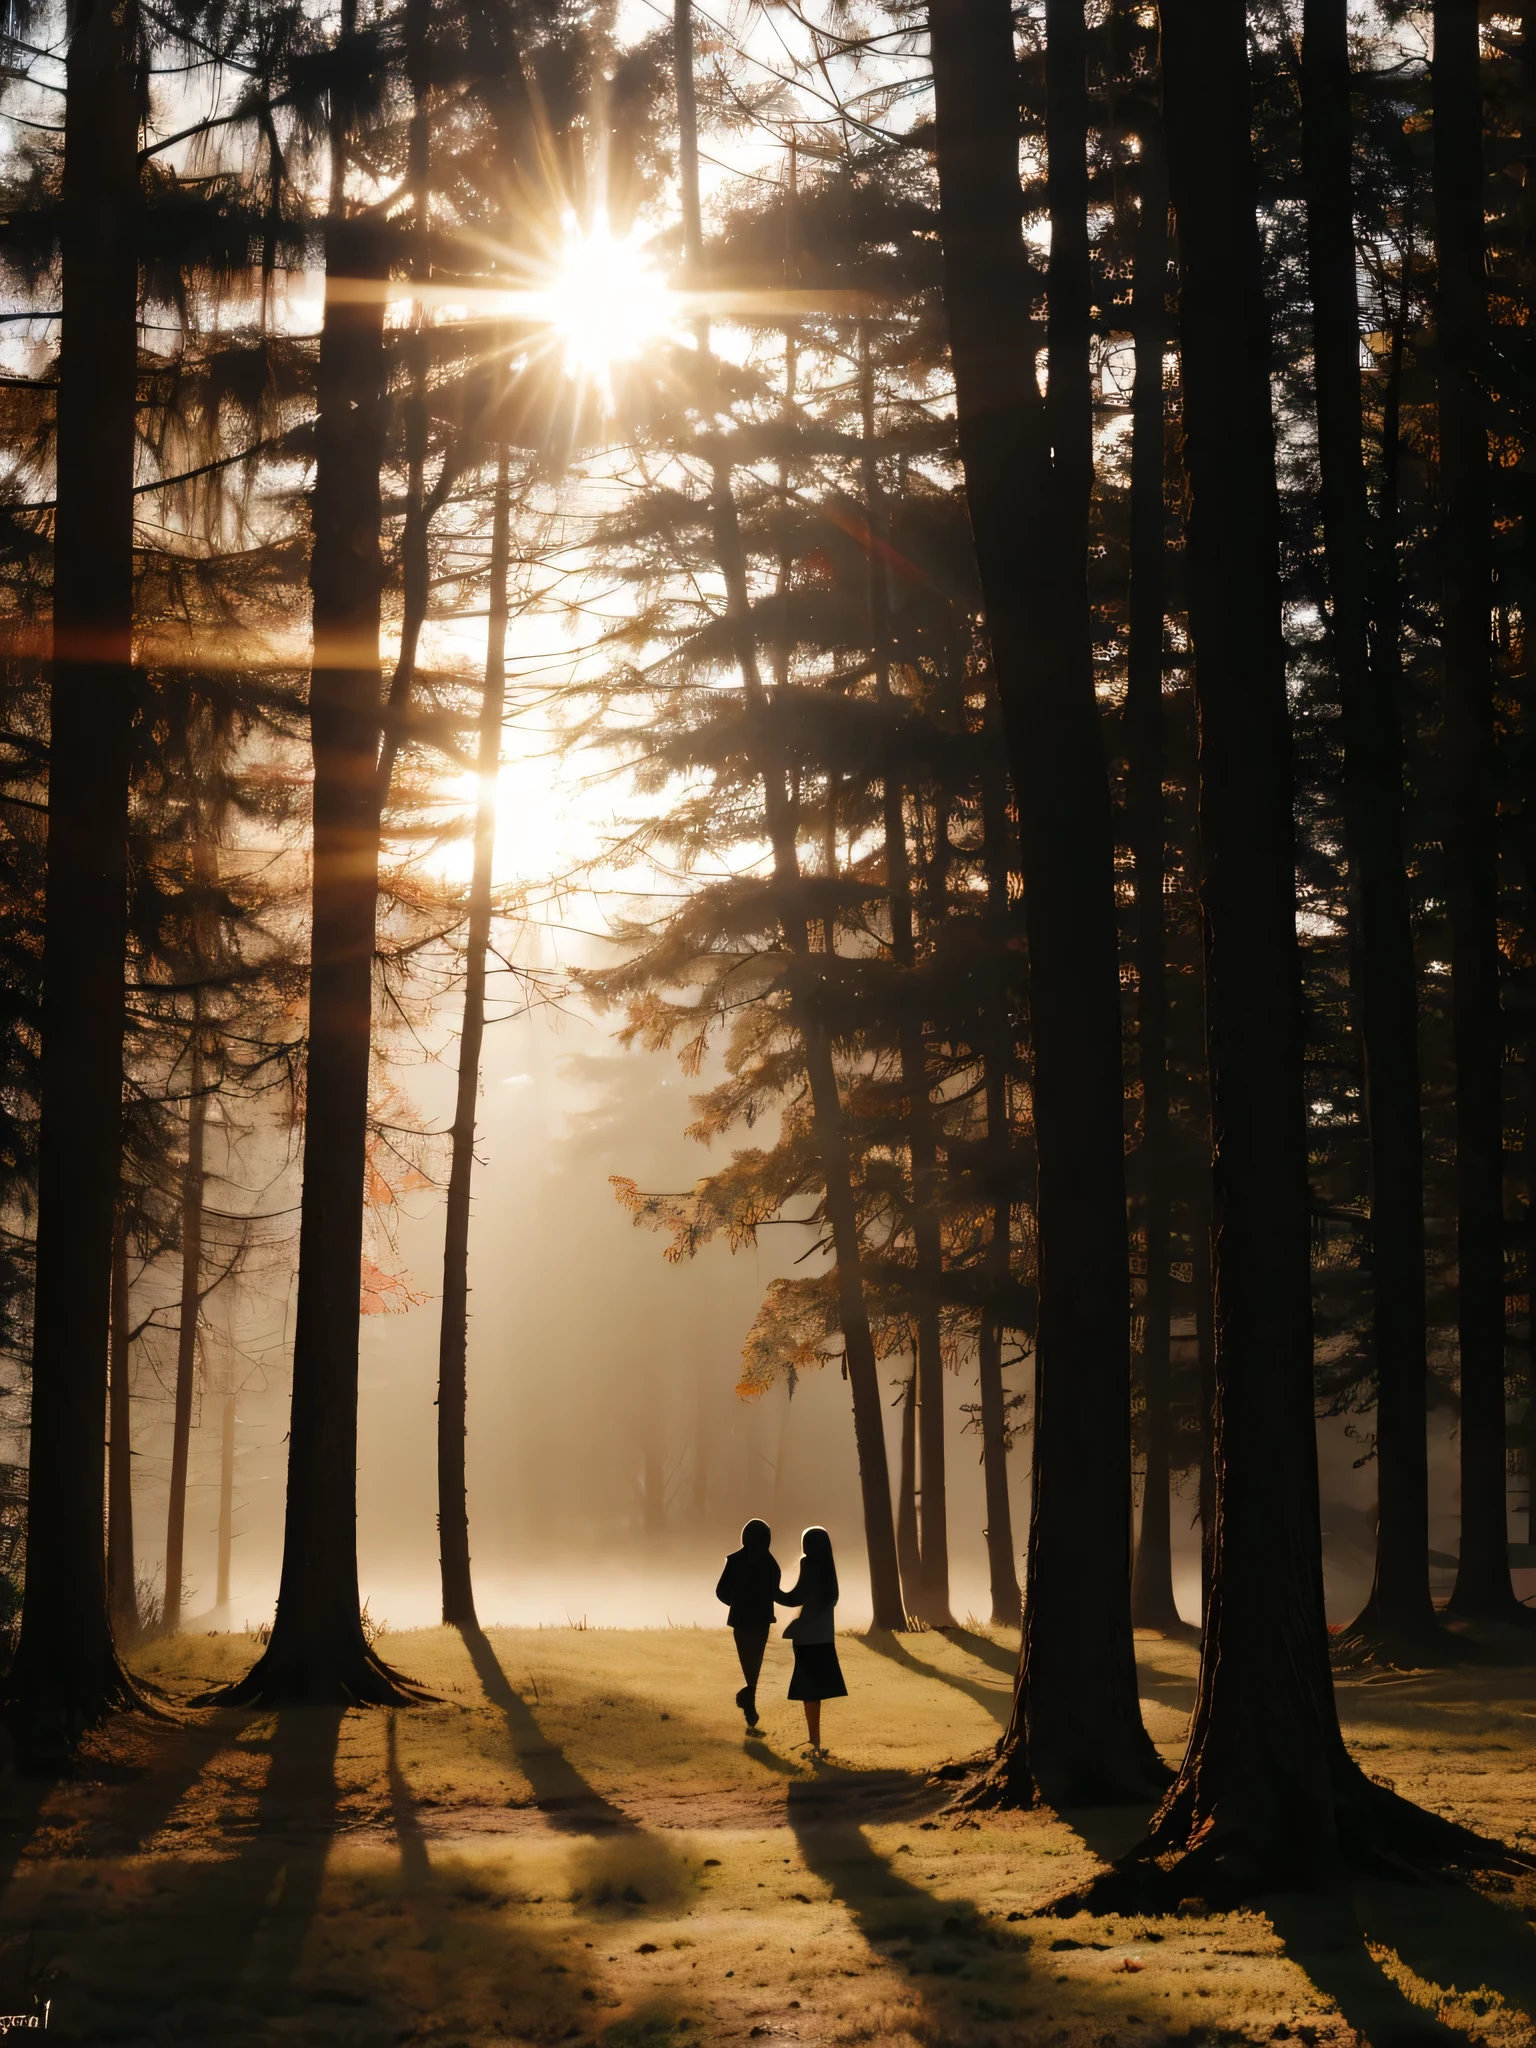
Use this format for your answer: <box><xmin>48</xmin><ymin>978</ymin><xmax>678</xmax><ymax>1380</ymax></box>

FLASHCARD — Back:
<box><xmin>543</xmin><ymin>214</ymin><xmax>670</xmax><ymax>382</ymax></box>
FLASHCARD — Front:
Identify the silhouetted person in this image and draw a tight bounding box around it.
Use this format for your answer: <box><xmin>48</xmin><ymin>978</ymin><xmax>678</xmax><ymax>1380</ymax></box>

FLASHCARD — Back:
<box><xmin>716</xmin><ymin>1518</ymin><xmax>781</xmax><ymax>1729</ymax></box>
<box><xmin>777</xmin><ymin>1525</ymin><xmax>846</xmax><ymax>1754</ymax></box>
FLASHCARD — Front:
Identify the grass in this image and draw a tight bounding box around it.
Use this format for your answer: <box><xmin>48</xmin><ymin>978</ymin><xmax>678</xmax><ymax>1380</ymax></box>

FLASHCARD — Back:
<box><xmin>0</xmin><ymin>1623</ymin><xmax>1535</xmax><ymax>2043</ymax></box>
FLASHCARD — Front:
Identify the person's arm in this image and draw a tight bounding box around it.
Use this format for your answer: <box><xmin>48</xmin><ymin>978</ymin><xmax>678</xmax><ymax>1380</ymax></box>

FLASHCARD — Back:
<box><xmin>716</xmin><ymin>1557</ymin><xmax>737</xmax><ymax>1606</ymax></box>
<box><xmin>775</xmin><ymin>1569</ymin><xmax>806</xmax><ymax>1607</ymax></box>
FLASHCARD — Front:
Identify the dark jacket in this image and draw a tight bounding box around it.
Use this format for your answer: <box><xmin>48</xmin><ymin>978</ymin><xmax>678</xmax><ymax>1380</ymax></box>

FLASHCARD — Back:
<box><xmin>716</xmin><ymin>1546</ymin><xmax>782</xmax><ymax>1628</ymax></box>
<box><xmin>776</xmin><ymin>1561</ymin><xmax>836</xmax><ymax>1643</ymax></box>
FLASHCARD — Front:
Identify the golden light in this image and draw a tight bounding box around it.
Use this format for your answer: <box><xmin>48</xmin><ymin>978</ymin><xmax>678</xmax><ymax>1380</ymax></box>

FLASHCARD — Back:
<box><xmin>541</xmin><ymin>213</ymin><xmax>671</xmax><ymax>385</ymax></box>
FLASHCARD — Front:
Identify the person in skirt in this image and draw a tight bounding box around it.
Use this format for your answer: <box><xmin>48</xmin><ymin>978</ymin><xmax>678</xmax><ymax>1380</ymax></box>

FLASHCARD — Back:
<box><xmin>776</xmin><ymin>1526</ymin><xmax>846</xmax><ymax>1754</ymax></box>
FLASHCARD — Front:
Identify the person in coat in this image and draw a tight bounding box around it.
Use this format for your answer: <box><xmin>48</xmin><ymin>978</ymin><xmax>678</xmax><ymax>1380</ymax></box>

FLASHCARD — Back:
<box><xmin>715</xmin><ymin>1518</ymin><xmax>781</xmax><ymax>1729</ymax></box>
<box><xmin>776</xmin><ymin>1525</ymin><xmax>846</xmax><ymax>1754</ymax></box>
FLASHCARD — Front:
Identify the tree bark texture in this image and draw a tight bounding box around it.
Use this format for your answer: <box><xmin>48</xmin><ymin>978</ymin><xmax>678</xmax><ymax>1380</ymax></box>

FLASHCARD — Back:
<box><xmin>1122</xmin><ymin>79</ymin><xmax>1181</xmax><ymax>1638</ymax></box>
<box><xmin>162</xmin><ymin>1031</ymin><xmax>207</xmax><ymax>1635</ymax></box>
<box><xmin>1302</xmin><ymin>0</ymin><xmax>1441</xmax><ymax>1659</ymax></box>
<box><xmin>7</xmin><ymin>0</ymin><xmax>144</xmax><ymax>1754</ymax></box>
<box><xmin>897</xmin><ymin>1366</ymin><xmax>924</xmax><ymax>1618</ymax></box>
<box><xmin>930</xmin><ymin>0</ymin><xmax>1159</xmax><ymax>1802</ymax></box>
<box><xmin>979</xmin><ymin>747</ymin><xmax>1021</xmax><ymax>1627</ymax></box>
<box><xmin>216</xmin><ymin>1385</ymin><xmax>235</xmax><ymax>1614</ymax></box>
<box><xmin>436</xmin><ymin>448</ymin><xmax>512</xmax><ymax>1628</ymax></box>
<box><xmin>107</xmin><ymin>1214</ymin><xmax>139</xmax><ymax>1642</ymax></box>
<box><xmin>1435</xmin><ymin>0</ymin><xmax>1519</xmax><ymax>1622</ymax></box>
<box><xmin>1193</xmin><ymin>1193</ymin><xmax>1216</xmax><ymax>1627</ymax></box>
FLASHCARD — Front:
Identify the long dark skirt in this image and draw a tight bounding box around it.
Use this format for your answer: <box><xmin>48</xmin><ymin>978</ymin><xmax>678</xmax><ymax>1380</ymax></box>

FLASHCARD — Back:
<box><xmin>787</xmin><ymin>1640</ymin><xmax>847</xmax><ymax>1701</ymax></box>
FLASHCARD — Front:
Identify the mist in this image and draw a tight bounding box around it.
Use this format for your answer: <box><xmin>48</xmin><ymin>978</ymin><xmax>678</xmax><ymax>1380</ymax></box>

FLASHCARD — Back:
<box><xmin>113</xmin><ymin>922</ymin><xmax>1495</xmax><ymax>1639</ymax></box>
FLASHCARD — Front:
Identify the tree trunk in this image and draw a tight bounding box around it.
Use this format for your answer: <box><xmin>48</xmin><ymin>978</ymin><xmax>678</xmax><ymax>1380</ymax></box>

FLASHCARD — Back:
<box><xmin>1435</xmin><ymin>0</ymin><xmax>1520</xmax><ymax>1624</ymax></box>
<box><xmin>107</xmin><ymin>1213</ymin><xmax>139</xmax><ymax>1642</ymax></box>
<box><xmin>1139</xmin><ymin>0</ymin><xmax>1467</xmax><ymax>1884</ymax></box>
<box><xmin>979</xmin><ymin>745</ymin><xmax>1021</xmax><ymax>1627</ymax></box>
<box><xmin>1301</xmin><ymin>0</ymin><xmax>1443</xmax><ymax>1661</ymax></box>
<box><xmin>1122</xmin><ymin>76</ymin><xmax>1182</xmax><ymax>1639</ymax></box>
<box><xmin>1193</xmin><ymin>1193</ymin><xmax>1216</xmax><ymax>1628</ymax></box>
<box><xmin>218</xmin><ymin>56</ymin><xmax>418</xmax><ymax>1705</ymax></box>
<box><xmin>976</xmin><ymin>1309</ymin><xmax>1019</xmax><ymax>1627</ymax></box>
<box><xmin>677</xmin><ymin>0</ymin><xmax>905</xmax><ymax>1628</ymax></box>
<box><xmin>1132</xmin><ymin>1334</ymin><xmax>1180</xmax><ymax>1635</ymax></box>
<box><xmin>861</xmin><ymin>328</ymin><xmax>952</xmax><ymax>1625</ymax></box>
<box><xmin>436</xmin><ymin>449</ymin><xmax>511</xmax><ymax>1628</ymax></box>
<box><xmin>896</xmin><ymin>1366</ymin><xmax>924</xmax><ymax>1618</ymax></box>
<box><xmin>5</xmin><ymin>0</ymin><xmax>145</xmax><ymax>1755</ymax></box>
<box><xmin>374</xmin><ymin>0</ymin><xmax>460</xmax><ymax>806</ymax></box>
<box><xmin>930</xmin><ymin>0</ymin><xmax>1160</xmax><ymax>1804</ymax></box>
<box><xmin>215</xmin><ymin>1384</ymin><xmax>235</xmax><ymax>1615</ymax></box>
<box><xmin>162</xmin><ymin>1031</ymin><xmax>207</xmax><ymax>1635</ymax></box>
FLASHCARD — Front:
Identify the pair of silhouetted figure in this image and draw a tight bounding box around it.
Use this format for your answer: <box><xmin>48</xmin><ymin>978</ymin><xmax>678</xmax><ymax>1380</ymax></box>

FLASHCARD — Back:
<box><xmin>715</xmin><ymin>1520</ymin><xmax>846</xmax><ymax>1754</ymax></box>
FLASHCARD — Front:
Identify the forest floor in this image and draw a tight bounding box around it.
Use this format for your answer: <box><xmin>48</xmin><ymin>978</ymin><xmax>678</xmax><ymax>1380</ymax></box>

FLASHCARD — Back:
<box><xmin>2</xmin><ymin>1624</ymin><xmax>1536</xmax><ymax>2045</ymax></box>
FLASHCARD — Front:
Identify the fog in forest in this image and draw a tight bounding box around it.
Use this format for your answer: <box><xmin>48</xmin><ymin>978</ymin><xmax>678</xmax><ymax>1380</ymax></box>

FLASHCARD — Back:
<box><xmin>106</xmin><ymin>844</ymin><xmax>1497</xmax><ymax>1640</ymax></box>
<box><xmin>119</xmin><ymin>964</ymin><xmax>1040</xmax><ymax>1635</ymax></box>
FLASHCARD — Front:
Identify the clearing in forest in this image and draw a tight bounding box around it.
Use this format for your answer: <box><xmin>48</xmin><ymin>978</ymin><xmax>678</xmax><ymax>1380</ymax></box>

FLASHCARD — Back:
<box><xmin>2</xmin><ymin>1625</ymin><xmax>1536</xmax><ymax>2045</ymax></box>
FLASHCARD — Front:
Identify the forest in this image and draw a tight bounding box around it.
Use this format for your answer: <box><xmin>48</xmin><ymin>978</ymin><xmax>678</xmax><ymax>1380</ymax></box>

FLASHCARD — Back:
<box><xmin>5</xmin><ymin>0</ymin><xmax>1536</xmax><ymax>2041</ymax></box>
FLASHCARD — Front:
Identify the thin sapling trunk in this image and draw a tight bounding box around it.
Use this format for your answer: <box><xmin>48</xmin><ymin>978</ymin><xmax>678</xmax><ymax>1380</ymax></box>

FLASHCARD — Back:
<box><xmin>436</xmin><ymin>447</ymin><xmax>514</xmax><ymax>1628</ymax></box>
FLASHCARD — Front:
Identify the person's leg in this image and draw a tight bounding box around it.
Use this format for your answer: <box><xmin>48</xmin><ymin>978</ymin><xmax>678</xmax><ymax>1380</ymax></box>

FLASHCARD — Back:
<box><xmin>733</xmin><ymin>1625</ymin><xmax>769</xmax><ymax>1723</ymax></box>
<box><xmin>803</xmin><ymin>1699</ymin><xmax>821</xmax><ymax>1750</ymax></box>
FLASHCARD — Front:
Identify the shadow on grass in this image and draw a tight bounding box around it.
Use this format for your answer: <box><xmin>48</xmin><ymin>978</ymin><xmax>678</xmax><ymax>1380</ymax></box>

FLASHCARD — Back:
<box><xmin>940</xmin><ymin>1628</ymin><xmax>1019</xmax><ymax>1679</ymax></box>
<box><xmin>1350</xmin><ymin>1872</ymin><xmax>1536</xmax><ymax>2038</ymax></box>
<box><xmin>458</xmin><ymin>1619</ymin><xmax>639</xmax><ymax>1834</ymax></box>
<box><xmin>28</xmin><ymin>1704</ymin><xmax>345</xmax><ymax>2041</ymax></box>
<box><xmin>0</xmin><ymin>1694</ymin><xmax>256</xmax><ymax>2033</ymax></box>
<box><xmin>1266</xmin><ymin>1887</ymin><xmax>1468</xmax><ymax>2046</ymax></box>
<box><xmin>459</xmin><ymin>1620</ymin><xmax>696</xmax><ymax>1931</ymax></box>
<box><xmin>1050</xmin><ymin>1799</ymin><xmax>1164</xmax><ymax>1869</ymax></box>
<box><xmin>784</xmin><ymin>1774</ymin><xmax>1037</xmax><ymax>2039</ymax></box>
<box><xmin>13</xmin><ymin>1696</ymin><xmax>642</xmax><ymax>2045</ymax></box>
<box><xmin>860</xmin><ymin>1629</ymin><xmax>1012</xmax><ymax>1727</ymax></box>
<box><xmin>1127</xmin><ymin>1654</ymin><xmax>1198</xmax><ymax>1719</ymax></box>
<box><xmin>386</xmin><ymin>1708</ymin><xmax>431</xmax><ymax>1892</ymax></box>
<box><xmin>743</xmin><ymin>1734</ymin><xmax>803</xmax><ymax>1777</ymax></box>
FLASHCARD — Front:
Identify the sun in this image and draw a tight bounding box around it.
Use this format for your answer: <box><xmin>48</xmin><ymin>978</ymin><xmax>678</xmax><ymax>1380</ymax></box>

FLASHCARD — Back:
<box><xmin>542</xmin><ymin>213</ymin><xmax>671</xmax><ymax>383</ymax></box>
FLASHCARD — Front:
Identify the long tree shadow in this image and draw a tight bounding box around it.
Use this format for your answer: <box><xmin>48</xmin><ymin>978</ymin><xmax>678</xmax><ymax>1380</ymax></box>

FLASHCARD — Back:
<box><xmin>1049</xmin><ymin>1799</ymin><xmax>1166</xmax><ymax>1869</ymax></box>
<box><xmin>0</xmin><ymin>1702</ymin><xmax>260</xmax><ymax>2027</ymax></box>
<box><xmin>1264</xmin><ymin>1882</ymin><xmax>1529</xmax><ymax>2046</ymax></box>
<box><xmin>378</xmin><ymin>1706</ymin><xmax>623</xmax><ymax>2039</ymax></box>
<box><xmin>457</xmin><ymin>1619</ymin><xmax>639</xmax><ymax>1834</ymax></box>
<box><xmin>783</xmin><ymin>1770</ymin><xmax>1521</xmax><ymax>2044</ymax></box>
<box><xmin>0</xmin><ymin>1694</ymin><xmax>239</xmax><ymax>1878</ymax></box>
<box><xmin>458</xmin><ymin>1620</ymin><xmax>696</xmax><ymax>1928</ymax></box>
<box><xmin>1129</xmin><ymin>1655</ymin><xmax>1198</xmax><ymax>1718</ymax></box>
<box><xmin>0</xmin><ymin>1770</ymin><xmax>64</xmax><ymax>1905</ymax></box>
<box><xmin>1353</xmin><ymin>1872</ymin><xmax>1536</xmax><ymax>2035</ymax></box>
<box><xmin>385</xmin><ymin>1708</ymin><xmax>432</xmax><ymax>1892</ymax></box>
<box><xmin>861</xmin><ymin>1628</ymin><xmax>1013</xmax><ymax>1726</ymax></box>
<box><xmin>939</xmin><ymin>1628</ymin><xmax>1020</xmax><ymax>1678</ymax></box>
<box><xmin>30</xmin><ymin>1703</ymin><xmax>345</xmax><ymax>2041</ymax></box>
<box><xmin>777</xmin><ymin>1771</ymin><xmax>1132</xmax><ymax>2044</ymax></box>
<box><xmin>1</xmin><ymin>1677</ymin><xmax>660</xmax><ymax>2046</ymax></box>
<box><xmin>220</xmin><ymin>1704</ymin><xmax>346</xmax><ymax>2016</ymax></box>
